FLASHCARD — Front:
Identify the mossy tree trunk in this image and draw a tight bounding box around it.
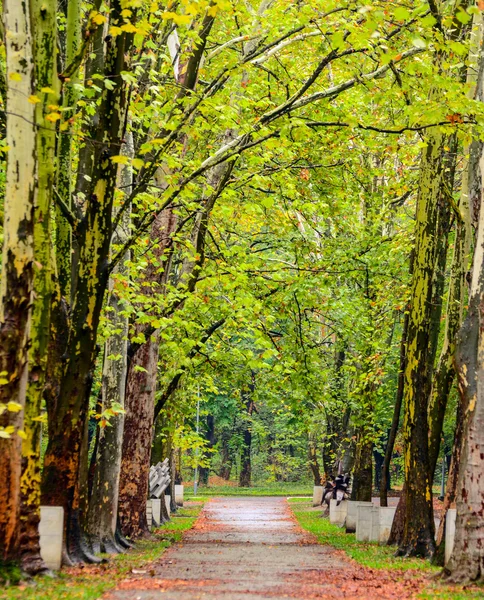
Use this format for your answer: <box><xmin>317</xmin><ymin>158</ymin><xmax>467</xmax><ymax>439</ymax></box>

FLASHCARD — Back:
<box><xmin>41</xmin><ymin>2</ymin><xmax>132</xmax><ymax>563</ymax></box>
<box><xmin>19</xmin><ymin>0</ymin><xmax>59</xmax><ymax>575</ymax></box>
<box><xmin>0</xmin><ymin>0</ymin><xmax>36</xmax><ymax>573</ymax></box>
<box><xmin>86</xmin><ymin>132</ymin><xmax>133</xmax><ymax>554</ymax></box>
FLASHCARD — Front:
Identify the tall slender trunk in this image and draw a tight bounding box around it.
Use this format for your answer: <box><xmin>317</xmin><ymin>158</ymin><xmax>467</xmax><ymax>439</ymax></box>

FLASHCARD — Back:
<box><xmin>55</xmin><ymin>0</ymin><xmax>80</xmax><ymax>299</ymax></box>
<box><xmin>86</xmin><ymin>132</ymin><xmax>133</xmax><ymax>554</ymax></box>
<box><xmin>397</xmin><ymin>129</ymin><xmax>448</xmax><ymax>558</ymax></box>
<box><xmin>351</xmin><ymin>430</ymin><xmax>372</xmax><ymax>502</ymax></box>
<box><xmin>443</xmin><ymin>33</ymin><xmax>484</xmax><ymax>580</ymax></box>
<box><xmin>308</xmin><ymin>432</ymin><xmax>321</xmax><ymax>486</ymax></box>
<box><xmin>118</xmin><ymin>210</ymin><xmax>177</xmax><ymax>539</ymax></box>
<box><xmin>381</xmin><ymin>309</ymin><xmax>409</xmax><ymax>506</ymax></box>
<box><xmin>0</xmin><ymin>0</ymin><xmax>36</xmax><ymax>573</ymax></box>
<box><xmin>19</xmin><ymin>0</ymin><xmax>58</xmax><ymax>575</ymax></box>
<box><xmin>199</xmin><ymin>415</ymin><xmax>215</xmax><ymax>485</ymax></box>
<box><xmin>239</xmin><ymin>380</ymin><xmax>255</xmax><ymax>488</ymax></box>
<box><xmin>41</xmin><ymin>4</ymin><xmax>131</xmax><ymax>563</ymax></box>
<box><xmin>118</xmin><ymin>337</ymin><xmax>160</xmax><ymax>539</ymax></box>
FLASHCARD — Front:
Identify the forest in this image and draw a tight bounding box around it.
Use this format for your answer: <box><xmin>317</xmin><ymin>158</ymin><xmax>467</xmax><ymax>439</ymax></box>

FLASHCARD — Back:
<box><xmin>1</xmin><ymin>0</ymin><xmax>484</xmax><ymax>594</ymax></box>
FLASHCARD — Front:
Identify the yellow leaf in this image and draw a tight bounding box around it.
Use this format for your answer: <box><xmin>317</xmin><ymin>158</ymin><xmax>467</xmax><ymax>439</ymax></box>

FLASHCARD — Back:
<box><xmin>9</xmin><ymin>72</ymin><xmax>22</xmax><ymax>81</ymax></box>
<box><xmin>41</xmin><ymin>87</ymin><xmax>56</xmax><ymax>93</ymax></box>
<box><xmin>150</xmin><ymin>2</ymin><xmax>158</xmax><ymax>12</ymax></box>
<box><xmin>111</xmin><ymin>155</ymin><xmax>129</xmax><ymax>164</ymax></box>
<box><xmin>28</xmin><ymin>95</ymin><xmax>41</xmax><ymax>104</ymax></box>
<box><xmin>91</xmin><ymin>11</ymin><xmax>107</xmax><ymax>25</ymax></box>
<box><xmin>109</xmin><ymin>26</ymin><xmax>123</xmax><ymax>36</ymax></box>
<box><xmin>17</xmin><ymin>430</ymin><xmax>27</xmax><ymax>440</ymax></box>
<box><xmin>0</xmin><ymin>430</ymin><xmax>11</xmax><ymax>439</ymax></box>
<box><xmin>7</xmin><ymin>401</ymin><xmax>22</xmax><ymax>413</ymax></box>
<box><xmin>121</xmin><ymin>9</ymin><xmax>132</xmax><ymax>17</ymax></box>
<box><xmin>121</xmin><ymin>22</ymin><xmax>138</xmax><ymax>33</ymax></box>
<box><xmin>132</xmin><ymin>158</ymin><xmax>144</xmax><ymax>169</ymax></box>
<box><xmin>207</xmin><ymin>5</ymin><xmax>218</xmax><ymax>16</ymax></box>
<box><xmin>173</xmin><ymin>13</ymin><xmax>191</xmax><ymax>25</ymax></box>
<box><xmin>60</xmin><ymin>121</ymin><xmax>70</xmax><ymax>131</ymax></box>
<box><xmin>46</xmin><ymin>112</ymin><xmax>61</xmax><ymax>122</ymax></box>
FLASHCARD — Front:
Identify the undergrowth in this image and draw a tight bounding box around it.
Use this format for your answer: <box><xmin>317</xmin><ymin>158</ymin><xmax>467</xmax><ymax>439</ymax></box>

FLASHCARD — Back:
<box><xmin>185</xmin><ymin>481</ymin><xmax>313</xmax><ymax>498</ymax></box>
<box><xmin>0</xmin><ymin>505</ymin><xmax>202</xmax><ymax>600</ymax></box>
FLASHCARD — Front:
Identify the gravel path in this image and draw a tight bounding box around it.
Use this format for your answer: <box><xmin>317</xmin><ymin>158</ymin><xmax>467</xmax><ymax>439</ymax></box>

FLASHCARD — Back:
<box><xmin>103</xmin><ymin>497</ymin><xmax>423</xmax><ymax>599</ymax></box>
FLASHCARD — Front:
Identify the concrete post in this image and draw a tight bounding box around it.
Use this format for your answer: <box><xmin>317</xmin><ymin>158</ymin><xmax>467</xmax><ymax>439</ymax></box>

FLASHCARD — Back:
<box><xmin>39</xmin><ymin>506</ymin><xmax>64</xmax><ymax>570</ymax></box>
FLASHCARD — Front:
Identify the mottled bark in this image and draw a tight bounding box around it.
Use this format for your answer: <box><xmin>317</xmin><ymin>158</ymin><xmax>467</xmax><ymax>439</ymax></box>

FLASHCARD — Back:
<box><xmin>239</xmin><ymin>381</ymin><xmax>255</xmax><ymax>488</ymax></box>
<box><xmin>0</xmin><ymin>0</ymin><xmax>35</xmax><ymax>573</ymax></box>
<box><xmin>55</xmin><ymin>0</ymin><xmax>80</xmax><ymax>299</ymax></box>
<box><xmin>118</xmin><ymin>210</ymin><xmax>177</xmax><ymax>539</ymax></box>
<box><xmin>398</xmin><ymin>131</ymin><xmax>448</xmax><ymax>558</ymax></box>
<box><xmin>118</xmin><ymin>337</ymin><xmax>159</xmax><ymax>539</ymax></box>
<box><xmin>19</xmin><ymin>0</ymin><xmax>58</xmax><ymax>575</ymax></box>
<box><xmin>308</xmin><ymin>433</ymin><xmax>321</xmax><ymax>486</ymax></box>
<box><xmin>41</xmin><ymin>3</ymin><xmax>131</xmax><ymax>563</ymax></box>
<box><xmin>87</xmin><ymin>132</ymin><xmax>133</xmax><ymax>554</ymax></box>
<box><xmin>443</xmin><ymin>34</ymin><xmax>484</xmax><ymax>580</ymax></box>
<box><xmin>381</xmin><ymin>309</ymin><xmax>409</xmax><ymax>507</ymax></box>
<box><xmin>351</xmin><ymin>431</ymin><xmax>372</xmax><ymax>502</ymax></box>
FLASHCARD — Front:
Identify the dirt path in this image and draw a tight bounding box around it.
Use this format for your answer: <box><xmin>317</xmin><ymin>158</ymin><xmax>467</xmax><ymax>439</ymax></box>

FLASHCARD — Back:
<box><xmin>104</xmin><ymin>497</ymin><xmax>425</xmax><ymax>599</ymax></box>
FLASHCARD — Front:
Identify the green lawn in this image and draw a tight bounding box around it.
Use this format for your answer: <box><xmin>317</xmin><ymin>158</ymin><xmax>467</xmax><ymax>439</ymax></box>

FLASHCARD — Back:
<box><xmin>1</xmin><ymin>505</ymin><xmax>202</xmax><ymax>600</ymax></box>
<box><xmin>185</xmin><ymin>481</ymin><xmax>313</xmax><ymax>498</ymax></box>
<box><xmin>290</xmin><ymin>501</ymin><xmax>484</xmax><ymax>600</ymax></box>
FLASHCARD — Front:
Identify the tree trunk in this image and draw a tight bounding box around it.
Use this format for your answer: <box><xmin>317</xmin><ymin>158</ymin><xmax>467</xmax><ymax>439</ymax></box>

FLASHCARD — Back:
<box><xmin>239</xmin><ymin>381</ymin><xmax>255</xmax><ymax>488</ymax></box>
<box><xmin>351</xmin><ymin>432</ymin><xmax>372</xmax><ymax>502</ymax></box>
<box><xmin>219</xmin><ymin>429</ymin><xmax>232</xmax><ymax>480</ymax></box>
<box><xmin>199</xmin><ymin>415</ymin><xmax>215</xmax><ymax>486</ymax></box>
<box><xmin>381</xmin><ymin>308</ymin><xmax>409</xmax><ymax>506</ymax></box>
<box><xmin>428</xmin><ymin>132</ymin><xmax>467</xmax><ymax>479</ymax></box>
<box><xmin>118</xmin><ymin>336</ymin><xmax>159</xmax><ymax>539</ymax></box>
<box><xmin>444</xmin><ymin>246</ymin><xmax>484</xmax><ymax>582</ymax></box>
<box><xmin>86</xmin><ymin>133</ymin><xmax>133</xmax><ymax>554</ymax></box>
<box><xmin>41</xmin><ymin>4</ymin><xmax>131</xmax><ymax>563</ymax></box>
<box><xmin>443</xmin><ymin>40</ymin><xmax>484</xmax><ymax>579</ymax></box>
<box><xmin>0</xmin><ymin>0</ymin><xmax>36</xmax><ymax>575</ymax></box>
<box><xmin>397</xmin><ymin>129</ymin><xmax>452</xmax><ymax>558</ymax></box>
<box><xmin>308</xmin><ymin>432</ymin><xmax>321</xmax><ymax>486</ymax></box>
<box><xmin>19</xmin><ymin>0</ymin><xmax>58</xmax><ymax>575</ymax></box>
<box><xmin>118</xmin><ymin>209</ymin><xmax>176</xmax><ymax>539</ymax></box>
<box><xmin>55</xmin><ymin>0</ymin><xmax>80</xmax><ymax>300</ymax></box>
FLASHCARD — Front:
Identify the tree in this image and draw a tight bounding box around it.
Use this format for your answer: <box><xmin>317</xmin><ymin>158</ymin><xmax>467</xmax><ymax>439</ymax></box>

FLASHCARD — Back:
<box><xmin>0</xmin><ymin>0</ymin><xmax>36</xmax><ymax>576</ymax></box>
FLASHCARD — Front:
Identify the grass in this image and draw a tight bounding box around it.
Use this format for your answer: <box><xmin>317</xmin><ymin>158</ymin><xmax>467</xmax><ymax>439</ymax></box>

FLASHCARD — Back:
<box><xmin>0</xmin><ymin>505</ymin><xmax>202</xmax><ymax>600</ymax></box>
<box><xmin>185</xmin><ymin>481</ymin><xmax>313</xmax><ymax>498</ymax></box>
<box><xmin>291</xmin><ymin>501</ymin><xmax>484</xmax><ymax>600</ymax></box>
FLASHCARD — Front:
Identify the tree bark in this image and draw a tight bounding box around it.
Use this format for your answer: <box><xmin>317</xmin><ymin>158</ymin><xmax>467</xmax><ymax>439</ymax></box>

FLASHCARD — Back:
<box><xmin>0</xmin><ymin>0</ymin><xmax>36</xmax><ymax>574</ymax></box>
<box><xmin>351</xmin><ymin>431</ymin><xmax>372</xmax><ymax>502</ymax></box>
<box><xmin>118</xmin><ymin>338</ymin><xmax>159</xmax><ymax>539</ymax></box>
<box><xmin>86</xmin><ymin>132</ymin><xmax>133</xmax><ymax>554</ymax></box>
<box><xmin>41</xmin><ymin>3</ymin><xmax>131</xmax><ymax>563</ymax></box>
<box><xmin>118</xmin><ymin>209</ymin><xmax>177</xmax><ymax>539</ymax></box>
<box><xmin>397</xmin><ymin>130</ymin><xmax>448</xmax><ymax>558</ymax></box>
<box><xmin>308</xmin><ymin>432</ymin><xmax>321</xmax><ymax>486</ymax></box>
<box><xmin>239</xmin><ymin>380</ymin><xmax>255</xmax><ymax>488</ymax></box>
<box><xmin>381</xmin><ymin>308</ymin><xmax>409</xmax><ymax>506</ymax></box>
<box><xmin>19</xmin><ymin>0</ymin><xmax>58</xmax><ymax>575</ymax></box>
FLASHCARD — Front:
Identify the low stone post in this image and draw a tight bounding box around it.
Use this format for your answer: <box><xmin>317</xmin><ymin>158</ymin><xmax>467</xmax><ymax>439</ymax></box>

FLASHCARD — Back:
<box><xmin>312</xmin><ymin>486</ymin><xmax>323</xmax><ymax>507</ymax></box>
<box><xmin>329</xmin><ymin>499</ymin><xmax>348</xmax><ymax>525</ymax></box>
<box><xmin>345</xmin><ymin>501</ymin><xmax>372</xmax><ymax>533</ymax></box>
<box><xmin>378</xmin><ymin>507</ymin><xmax>397</xmax><ymax>543</ymax></box>
<box><xmin>39</xmin><ymin>506</ymin><xmax>64</xmax><ymax>570</ymax></box>
<box><xmin>445</xmin><ymin>509</ymin><xmax>457</xmax><ymax>565</ymax></box>
<box><xmin>175</xmin><ymin>484</ymin><xmax>184</xmax><ymax>506</ymax></box>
